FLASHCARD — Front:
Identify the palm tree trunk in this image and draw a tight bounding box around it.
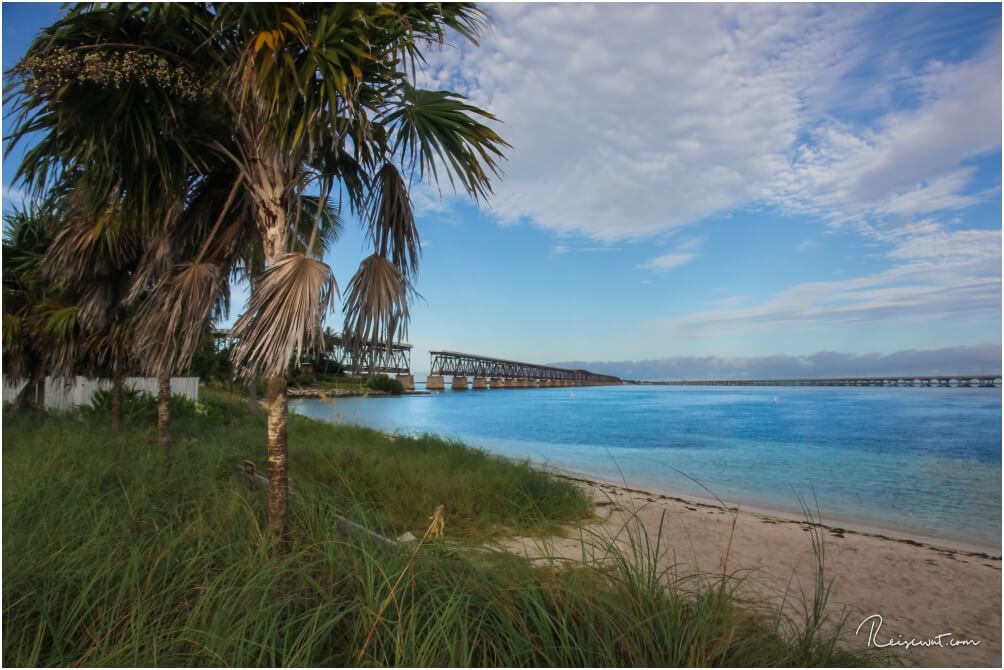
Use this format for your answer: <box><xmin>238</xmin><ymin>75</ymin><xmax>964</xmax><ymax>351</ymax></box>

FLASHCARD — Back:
<box><xmin>111</xmin><ymin>373</ymin><xmax>123</xmax><ymax>433</ymax></box>
<box><xmin>248</xmin><ymin>377</ymin><xmax>258</xmax><ymax>415</ymax></box>
<box><xmin>266</xmin><ymin>375</ymin><xmax>289</xmax><ymax>542</ymax></box>
<box><xmin>157</xmin><ymin>373</ymin><xmax>171</xmax><ymax>447</ymax></box>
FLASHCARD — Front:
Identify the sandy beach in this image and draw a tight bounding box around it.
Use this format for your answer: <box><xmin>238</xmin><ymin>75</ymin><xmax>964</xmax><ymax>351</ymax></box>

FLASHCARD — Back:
<box><xmin>499</xmin><ymin>474</ymin><xmax>1002</xmax><ymax>668</ymax></box>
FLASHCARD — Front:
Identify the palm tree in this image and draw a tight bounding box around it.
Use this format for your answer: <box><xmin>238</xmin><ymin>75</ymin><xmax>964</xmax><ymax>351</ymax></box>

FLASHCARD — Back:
<box><xmin>8</xmin><ymin>2</ymin><xmax>509</xmax><ymax>541</ymax></box>
<box><xmin>210</xmin><ymin>3</ymin><xmax>508</xmax><ymax>540</ymax></box>
<box><xmin>3</xmin><ymin>205</ymin><xmax>61</xmax><ymax>412</ymax></box>
<box><xmin>7</xmin><ymin>4</ymin><xmax>232</xmax><ymax>444</ymax></box>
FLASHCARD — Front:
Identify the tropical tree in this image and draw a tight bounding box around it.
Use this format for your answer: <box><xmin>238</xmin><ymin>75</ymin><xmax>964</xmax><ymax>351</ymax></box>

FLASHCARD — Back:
<box><xmin>6</xmin><ymin>4</ymin><xmax>234</xmax><ymax>444</ymax></box>
<box><xmin>2</xmin><ymin>205</ymin><xmax>64</xmax><ymax>412</ymax></box>
<box><xmin>7</xmin><ymin>2</ymin><xmax>508</xmax><ymax>542</ymax></box>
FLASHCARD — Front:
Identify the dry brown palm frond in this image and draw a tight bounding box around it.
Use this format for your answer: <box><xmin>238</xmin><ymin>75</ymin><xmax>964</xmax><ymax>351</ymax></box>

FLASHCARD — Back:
<box><xmin>86</xmin><ymin>314</ymin><xmax>136</xmax><ymax>378</ymax></box>
<box><xmin>229</xmin><ymin>253</ymin><xmax>337</xmax><ymax>379</ymax></box>
<box><xmin>44</xmin><ymin>207</ymin><xmax>136</xmax><ymax>284</ymax></box>
<box><xmin>2</xmin><ymin>312</ymin><xmax>28</xmax><ymax>381</ymax></box>
<box><xmin>133</xmin><ymin>261</ymin><xmax>229</xmax><ymax>377</ymax></box>
<box><xmin>367</xmin><ymin>163</ymin><xmax>420</xmax><ymax>278</ymax></box>
<box><xmin>341</xmin><ymin>254</ymin><xmax>410</xmax><ymax>360</ymax></box>
<box><xmin>26</xmin><ymin>298</ymin><xmax>82</xmax><ymax>380</ymax></box>
<box><xmin>126</xmin><ymin>229</ymin><xmax>173</xmax><ymax>306</ymax></box>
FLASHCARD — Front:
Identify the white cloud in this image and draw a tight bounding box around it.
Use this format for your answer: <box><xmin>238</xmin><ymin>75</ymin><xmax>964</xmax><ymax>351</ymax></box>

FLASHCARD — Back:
<box><xmin>423</xmin><ymin>4</ymin><xmax>999</xmax><ymax>242</ymax></box>
<box><xmin>777</xmin><ymin>37</ymin><xmax>1002</xmax><ymax>223</ymax></box>
<box><xmin>657</xmin><ymin>227</ymin><xmax>1001</xmax><ymax>336</ymax></box>
<box><xmin>642</xmin><ymin>236</ymin><xmax>704</xmax><ymax>272</ymax></box>
<box><xmin>2</xmin><ymin>186</ymin><xmax>29</xmax><ymax>211</ymax></box>
<box><xmin>643</xmin><ymin>251</ymin><xmax>698</xmax><ymax>272</ymax></box>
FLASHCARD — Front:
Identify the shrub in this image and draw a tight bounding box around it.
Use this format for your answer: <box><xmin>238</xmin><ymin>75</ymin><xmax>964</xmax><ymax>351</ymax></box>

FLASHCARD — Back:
<box><xmin>366</xmin><ymin>374</ymin><xmax>404</xmax><ymax>395</ymax></box>
<box><xmin>291</xmin><ymin>373</ymin><xmax>316</xmax><ymax>387</ymax></box>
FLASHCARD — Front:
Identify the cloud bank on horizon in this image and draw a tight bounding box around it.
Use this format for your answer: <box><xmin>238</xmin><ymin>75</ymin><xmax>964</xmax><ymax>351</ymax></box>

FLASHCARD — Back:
<box><xmin>417</xmin><ymin>3</ymin><xmax>1001</xmax><ymax>350</ymax></box>
<box><xmin>554</xmin><ymin>343</ymin><xmax>1002</xmax><ymax>381</ymax></box>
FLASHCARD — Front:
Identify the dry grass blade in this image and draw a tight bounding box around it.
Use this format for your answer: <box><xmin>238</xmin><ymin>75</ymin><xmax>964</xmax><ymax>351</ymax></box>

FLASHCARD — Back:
<box><xmin>133</xmin><ymin>261</ymin><xmax>229</xmax><ymax>377</ymax></box>
<box><xmin>229</xmin><ymin>253</ymin><xmax>336</xmax><ymax>379</ymax></box>
<box><xmin>367</xmin><ymin>163</ymin><xmax>420</xmax><ymax>278</ymax></box>
<box><xmin>341</xmin><ymin>254</ymin><xmax>410</xmax><ymax>362</ymax></box>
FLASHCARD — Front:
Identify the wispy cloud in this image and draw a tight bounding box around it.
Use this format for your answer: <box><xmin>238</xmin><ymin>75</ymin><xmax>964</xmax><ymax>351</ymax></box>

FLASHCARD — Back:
<box><xmin>554</xmin><ymin>342</ymin><xmax>1002</xmax><ymax>380</ymax></box>
<box><xmin>2</xmin><ymin>186</ymin><xmax>28</xmax><ymax>211</ymax></box>
<box><xmin>657</xmin><ymin>227</ymin><xmax>1001</xmax><ymax>336</ymax></box>
<box><xmin>424</xmin><ymin>4</ymin><xmax>999</xmax><ymax>242</ymax></box>
<box><xmin>642</xmin><ymin>236</ymin><xmax>704</xmax><ymax>272</ymax></box>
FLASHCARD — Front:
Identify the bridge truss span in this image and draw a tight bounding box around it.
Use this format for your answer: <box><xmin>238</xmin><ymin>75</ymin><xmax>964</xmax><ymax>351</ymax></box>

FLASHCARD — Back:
<box><xmin>429</xmin><ymin>350</ymin><xmax>621</xmax><ymax>386</ymax></box>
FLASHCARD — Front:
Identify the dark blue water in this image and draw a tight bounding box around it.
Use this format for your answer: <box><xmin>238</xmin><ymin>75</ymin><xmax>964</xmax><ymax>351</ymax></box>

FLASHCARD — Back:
<box><xmin>290</xmin><ymin>385</ymin><xmax>1002</xmax><ymax>546</ymax></box>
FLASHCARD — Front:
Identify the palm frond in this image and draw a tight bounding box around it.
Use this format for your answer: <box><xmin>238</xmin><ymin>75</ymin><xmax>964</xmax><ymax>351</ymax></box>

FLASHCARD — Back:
<box><xmin>367</xmin><ymin>162</ymin><xmax>420</xmax><ymax>278</ymax></box>
<box><xmin>26</xmin><ymin>298</ymin><xmax>82</xmax><ymax>379</ymax></box>
<box><xmin>133</xmin><ymin>261</ymin><xmax>229</xmax><ymax>377</ymax></box>
<box><xmin>382</xmin><ymin>82</ymin><xmax>509</xmax><ymax>201</ymax></box>
<box><xmin>341</xmin><ymin>254</ymin><xmax>410</xmax><ymax>358</ymax></box>
<box><xmin>229</xmin><ymin>253</ymin><xmax>337</xmax><ymax>379</ymax></box>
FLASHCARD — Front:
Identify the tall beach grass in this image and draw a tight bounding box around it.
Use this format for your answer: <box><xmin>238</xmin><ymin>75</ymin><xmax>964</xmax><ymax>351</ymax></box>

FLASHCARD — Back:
<box><xmin>3</xmin><ymin>392</ymin><xmax>880</xmax><ymax>666</ymax></box>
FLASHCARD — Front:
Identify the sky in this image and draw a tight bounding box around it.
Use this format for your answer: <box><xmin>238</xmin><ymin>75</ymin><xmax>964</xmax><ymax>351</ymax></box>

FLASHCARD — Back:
<box><xmin>3</xmin><ymin>3</ymin><xmax>1002</xmax><ymax>379</ymax></box>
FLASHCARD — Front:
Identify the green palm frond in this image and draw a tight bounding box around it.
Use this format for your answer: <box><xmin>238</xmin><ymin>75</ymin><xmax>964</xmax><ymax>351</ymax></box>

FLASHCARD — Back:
<box><xmin>367</xmin><ymin>162</ymin><xmax>419</xmax><ymax>278</ymax></box>
<box><xmin>382</xmin><ymin>82</ymin><xmax>509</xmax><ymax>201</ymax></box>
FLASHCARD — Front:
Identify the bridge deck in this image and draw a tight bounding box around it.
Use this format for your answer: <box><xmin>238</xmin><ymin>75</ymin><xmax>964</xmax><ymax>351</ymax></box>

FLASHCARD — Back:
<box><xmin>640</xmin><ymin>376</ymin><xmax>1002</xmax><ymax>387</ymax></box>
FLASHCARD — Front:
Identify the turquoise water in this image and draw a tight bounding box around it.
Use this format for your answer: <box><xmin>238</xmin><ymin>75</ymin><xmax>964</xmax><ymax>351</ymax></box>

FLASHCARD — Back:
<box><xmin>290</xmin><ymin>385</ymin><xmax>1002</xmax><ymax>547</ymax></box>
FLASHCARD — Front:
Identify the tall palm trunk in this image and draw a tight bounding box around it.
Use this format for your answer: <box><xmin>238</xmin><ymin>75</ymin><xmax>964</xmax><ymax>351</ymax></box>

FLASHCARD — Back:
<box><xmin>110</xmin><ymin>373</ymin><xmax>124</xmax><ymax>433</ymax></box>
<box><xmin>266</xmin><ymin>375</ymin><xmax>289</xmax><ymax>542</ymax></box>
<box><xmin>157</xmin><ymin>373</ymin><xmax>171</xmax><ymax>447</ymax></box>
<box><xmin>249</xmin><ymin>149</ymin><xmax>294</xmax><ymax>543</ymax></box>
<box><xmin>248</xmin><ymin>377</ymin><xmax>258</xmax><ymax>415</ymax></box>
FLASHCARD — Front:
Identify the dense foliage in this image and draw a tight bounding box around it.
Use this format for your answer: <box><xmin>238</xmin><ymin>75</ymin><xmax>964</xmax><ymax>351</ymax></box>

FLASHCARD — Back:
<box><xmin>366</xmin><ymin>373</ymin><xmax>406</xmax><ymax>395</ymax></box>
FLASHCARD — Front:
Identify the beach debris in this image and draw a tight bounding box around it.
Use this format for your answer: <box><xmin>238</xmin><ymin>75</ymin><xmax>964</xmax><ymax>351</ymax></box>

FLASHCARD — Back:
<box><xmin>428</xmin><ymin>504</ymin><xmax>445</xmax><ymax>538</ymax></box>
<box><xmin>243</xmin><ymin>460</ymin><xmax>257</xmax><ymax>490</ymax></box>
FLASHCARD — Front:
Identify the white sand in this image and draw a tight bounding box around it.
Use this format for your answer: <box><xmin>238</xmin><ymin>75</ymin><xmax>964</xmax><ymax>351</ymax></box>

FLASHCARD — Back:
<box><xmin>498</xmin><ymin>474</ymin><xmax>1002</xmax><ymax>668</ymax></box>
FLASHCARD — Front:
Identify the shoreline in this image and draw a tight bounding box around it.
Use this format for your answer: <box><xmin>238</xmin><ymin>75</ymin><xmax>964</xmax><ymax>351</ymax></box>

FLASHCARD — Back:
<box><xmin>503</xmin><ymin>468</ymin><xmax>1002</xmax><ymax>668</ymax></box>
<box><xmin>289</xmin><ymin>400</ymin><xmax>999</xmax><ymax>554</ymax></box>
<box><xmin>549</xmin><ymin>467</ymin><xmax>1002</xmax><ymax>557</ymax></box>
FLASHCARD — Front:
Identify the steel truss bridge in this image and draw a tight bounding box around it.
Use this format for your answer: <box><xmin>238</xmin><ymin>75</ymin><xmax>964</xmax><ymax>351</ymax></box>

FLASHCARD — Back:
<box><xmin>212</xmin><ymin>329</ymin><xmax>411</xmax><ymax>375</ymax></box>
<box><xmin>645</xmin><ymin>375</ymin><xmax>1002</xmax><ymax>388</ymax></box>
<box><xmin>335</xmin><ymin>340</ymin><xmax>412</xmax><ymax>375</ymax></box>
<box><xmin>429</xmin><ymin>350</ymin><xmax>621</xmax><ymax>386</ymax></box>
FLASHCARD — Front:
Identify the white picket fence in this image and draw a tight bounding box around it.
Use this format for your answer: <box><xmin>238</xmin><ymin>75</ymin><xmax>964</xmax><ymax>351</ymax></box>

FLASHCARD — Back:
<box><xmin>2</xmin><ymin>376</ymin><xmax>199</xmax><ymax>413</ymax></box>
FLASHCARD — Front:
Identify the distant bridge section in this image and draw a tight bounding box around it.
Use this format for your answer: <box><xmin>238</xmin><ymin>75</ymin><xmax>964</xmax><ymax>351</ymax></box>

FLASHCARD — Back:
<box><xmin>336</xmin><ymin>340</ymin><xmax>412</xmax><ymax>375</ymax></box>
<box><xmin>641</xmin><ymin>375</ymin><xmax>1002</xmax><ymax>388</ymax></box>
<box><xmin>428</xmin><ymin>350</ymin><xmax>622</xmax><ymax>390</ymax></box>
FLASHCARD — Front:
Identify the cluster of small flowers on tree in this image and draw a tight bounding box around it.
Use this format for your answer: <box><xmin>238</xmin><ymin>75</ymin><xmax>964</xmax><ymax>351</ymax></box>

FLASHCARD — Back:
<box><xmin>20</xmin><ymin>47</ymin><xmax>209</xmax><ymax>101</ymax></box>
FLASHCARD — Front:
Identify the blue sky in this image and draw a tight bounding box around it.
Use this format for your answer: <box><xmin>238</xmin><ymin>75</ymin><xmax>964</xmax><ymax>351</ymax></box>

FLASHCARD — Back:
<box><xmin>3</xmin><ymin>3</ymin><xmax>1001</xmax><ymax>378</ymax></box>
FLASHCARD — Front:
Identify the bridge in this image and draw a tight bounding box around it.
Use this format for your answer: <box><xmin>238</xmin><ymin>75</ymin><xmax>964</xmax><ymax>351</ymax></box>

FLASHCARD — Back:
<box><xmin>427</xmin><ymin>350</ymin><xmax>622</xmax><ymax>390</ymax></box>
<box><xmin>640</xmin><ymin>375</ymin><xmax>1002</xmax><ymax>388</ymax></box>
<box><xmin>335</xmin><ymin>340</ymin><xmax>412</xmax><ymax>375</ymax></box>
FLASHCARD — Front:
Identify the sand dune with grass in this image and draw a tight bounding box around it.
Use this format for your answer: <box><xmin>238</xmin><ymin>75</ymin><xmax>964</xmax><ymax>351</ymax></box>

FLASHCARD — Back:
<box><xmin>500</xmin><ymin>475</ymin><xmax>1002</xmax><ymax>668</ymax></box>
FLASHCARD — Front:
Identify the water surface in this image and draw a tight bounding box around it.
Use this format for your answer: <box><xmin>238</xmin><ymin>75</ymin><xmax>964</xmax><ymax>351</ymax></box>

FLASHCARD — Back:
<box><xmin>291</xmin><ymin>385</ymin><xmax>1002</xmax><ymax>547</ymax></box>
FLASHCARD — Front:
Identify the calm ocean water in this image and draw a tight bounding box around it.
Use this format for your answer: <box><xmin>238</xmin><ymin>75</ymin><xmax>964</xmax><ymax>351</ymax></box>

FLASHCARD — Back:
<box><xmin>290</xmin><ymin>385</ymin><xmax>1002</xmax><ymax>547</ymax></box>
